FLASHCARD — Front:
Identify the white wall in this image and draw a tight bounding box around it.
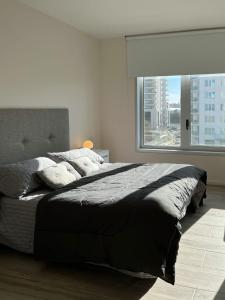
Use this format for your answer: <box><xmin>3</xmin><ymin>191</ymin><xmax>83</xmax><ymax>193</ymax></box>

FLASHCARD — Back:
<box><xmin>100</xmin><ymin>38</ymin><xmax>225</xmax><ymax>185</ymax></box>
<box><xmin>0</xmin><ymin>0</ymin><xmax>101</xmax><ymax>148</ymax></box>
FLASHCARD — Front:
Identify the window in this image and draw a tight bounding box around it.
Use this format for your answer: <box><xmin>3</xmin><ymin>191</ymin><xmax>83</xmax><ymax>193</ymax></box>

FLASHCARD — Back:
<box><xmin>137</xmin><ymin>74</ymin><xmax>225</xmax><ymax>151</ymax></box>
<box><xmin>192</xmin><ymin>79</ymin><xmax>199</xmax><ymax>90</ymax></box>
<box><xmin>206</xmin><ymin>91</ymin><xmax>216</xmax><ymax>99</ymax></box>
<box><xmin>205</xmin><ymin>79</ymin><xmax>216</xmax><ymax>88</ymax></box>
<box><xmin>192</xmin><ymin>114</ymin><xmax>199</xmax><ymax>123</ymax></box>
<box><xmin>204</xmin><ymin>128</ymin><xmax>215</xmax><ymax>135</ymax></box>
<box><xmin>192</xmin><ymin>102</ymin><xmax>199</xmax><ymax>112</ymax></box>
<box><xmin>205</xmin><ymin>104</ymin><xmax>215</xmax><ymax>111</ymax></box>
<box><xmin>205</xmin><ymin>116</ymin><xmax>215</xmax><ymax>123</ymax></box>
<box><xmin>192</xmin><ymin>125</ymin><xmax>199</xmax><ymax>135</ymax></box>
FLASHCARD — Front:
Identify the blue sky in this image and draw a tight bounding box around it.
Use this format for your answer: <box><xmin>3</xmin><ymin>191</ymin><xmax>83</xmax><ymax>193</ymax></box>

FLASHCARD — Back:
<box><xmin>167</xmin><ymin>76</ymin><xmax>181</xmax><ymax>103</ymax></box>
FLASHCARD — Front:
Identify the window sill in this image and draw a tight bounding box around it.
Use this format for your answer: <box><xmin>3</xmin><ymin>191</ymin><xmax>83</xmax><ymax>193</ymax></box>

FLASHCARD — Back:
<box><xmin>137</xmin><ymin>147</ymin><xmax>225</xmax><ymax>157</ymax></box>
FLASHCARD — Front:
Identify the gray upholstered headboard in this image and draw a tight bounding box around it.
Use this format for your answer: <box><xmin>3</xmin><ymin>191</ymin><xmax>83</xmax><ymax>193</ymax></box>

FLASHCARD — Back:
<box><xmin>0</xmin><ymin>109</ymin><xmax>70</xmax><ymax>164</ymax></box>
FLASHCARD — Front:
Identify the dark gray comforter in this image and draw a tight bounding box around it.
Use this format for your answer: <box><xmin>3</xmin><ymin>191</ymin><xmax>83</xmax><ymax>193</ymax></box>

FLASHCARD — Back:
<box><xmin>34</xmin><ymin>163</ymin><xmax>207</xmax><ymax>284</ymax></box>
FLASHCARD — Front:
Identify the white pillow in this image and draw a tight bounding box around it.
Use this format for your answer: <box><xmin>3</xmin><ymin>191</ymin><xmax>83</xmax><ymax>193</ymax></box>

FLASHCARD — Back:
<box><xmin>48</xmin><ymin>148</ymin><xmax>104</xmax><ymax>165</ymax></box>
<box><xmin>69</xmin><ymin>156</ymin><xmax>100</xmax><ymax>176</ymax></box>
<box><xmin>57</xmin><ymin>161</ymin><xmax>81</xmax><ymax>180</ymax></box>
<box><xmin>37</xmin><ymin>163</ymin><xmax>80</xmax><ymax>189</ymax></box>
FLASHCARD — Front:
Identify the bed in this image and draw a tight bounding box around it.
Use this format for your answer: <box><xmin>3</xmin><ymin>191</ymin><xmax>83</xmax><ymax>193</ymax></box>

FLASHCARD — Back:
<box><xmin>0</xmin><ymin>109</ymin><xmax>207</xmax><ymax>285</ymax></box>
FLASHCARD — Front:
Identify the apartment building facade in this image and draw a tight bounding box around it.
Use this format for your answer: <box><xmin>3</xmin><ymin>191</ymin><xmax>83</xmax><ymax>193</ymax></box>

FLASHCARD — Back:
<box><xmin>191</xmin><ymin>75</ymin><xmax>225</xmax><ymax>146</ymax></box>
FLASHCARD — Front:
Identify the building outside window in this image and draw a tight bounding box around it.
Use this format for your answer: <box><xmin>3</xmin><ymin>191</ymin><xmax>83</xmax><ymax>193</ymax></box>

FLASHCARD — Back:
<box><xmin>137</xmin><ymin>74</ymin><xmax>225</xmax><ymax>151</ymax></box>
<box><xmin>205</xmin><ymin>116</ymin><xmax>215</xmax><ymax>123</ymax></box>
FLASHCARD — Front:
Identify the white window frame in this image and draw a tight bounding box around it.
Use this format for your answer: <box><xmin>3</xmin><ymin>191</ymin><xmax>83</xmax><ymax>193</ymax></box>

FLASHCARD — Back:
<box><xmin>136</xmin><ymin>76</ymin><xmax>225</xmax><ymax>155</ymax></box>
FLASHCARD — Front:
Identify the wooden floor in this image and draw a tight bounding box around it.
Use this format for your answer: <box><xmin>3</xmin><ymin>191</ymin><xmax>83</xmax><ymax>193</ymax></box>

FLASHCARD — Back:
<box><xmin>1</xmin><ymin>186</ymin><xmax>225</xmax><ymax>299</ymax></box>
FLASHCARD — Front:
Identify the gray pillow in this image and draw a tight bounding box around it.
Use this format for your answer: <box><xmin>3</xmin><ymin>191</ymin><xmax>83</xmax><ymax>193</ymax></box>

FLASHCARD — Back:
<box><xmin>0</xmin><ymin>157</ymin><xmax>56</xmax><ymax>198</ymax></box>
<box><xmin>37</xmin><ymin>163</ymin><xmax>80</xmax><ymax>189</ymax></box>
<box><xmin>69</xmin><ymin>156</ymin><xmax>100</xmax><ymax>176</ymax></box>
<box><xmin>48</xmin><ymin>148</ymin><xmax>104</xmax><ymax>165</ymax></box>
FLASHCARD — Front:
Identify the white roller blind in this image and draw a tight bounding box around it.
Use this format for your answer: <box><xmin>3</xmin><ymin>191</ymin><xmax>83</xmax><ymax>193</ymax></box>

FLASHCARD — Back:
<box><xmin>126</xmin><ymin>29</ymin><xmax>225</xmax><ymax>77</ymax></box>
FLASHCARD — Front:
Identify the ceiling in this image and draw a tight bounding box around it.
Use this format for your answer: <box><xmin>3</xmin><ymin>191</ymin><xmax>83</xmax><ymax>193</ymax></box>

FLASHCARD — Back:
<box><xmin>17</xmin><ymin>0</ymin><xmax>225</xmax><ymax>39</ymax></box>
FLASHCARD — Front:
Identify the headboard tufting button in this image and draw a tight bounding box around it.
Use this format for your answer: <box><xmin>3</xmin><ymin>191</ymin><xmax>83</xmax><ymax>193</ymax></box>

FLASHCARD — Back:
<box><xmin>48</xmin><ymin>134</ymin><xmax>55</xmax><ymax>141</ymax></box>
<box><xmin>22</xmin><ymin>138</ymin><xmax>29</xmax><ymax>145</ymax></box>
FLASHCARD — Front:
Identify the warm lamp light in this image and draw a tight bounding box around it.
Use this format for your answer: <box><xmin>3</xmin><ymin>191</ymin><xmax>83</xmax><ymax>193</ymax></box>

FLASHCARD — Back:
<box><xmin>83</xmin><ymin>140</ymin><xmax>94</xmax><ymax>149</ymax></box>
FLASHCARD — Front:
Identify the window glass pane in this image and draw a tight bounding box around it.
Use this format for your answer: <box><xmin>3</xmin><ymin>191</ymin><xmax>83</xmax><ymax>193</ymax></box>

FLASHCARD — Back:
<box><xmin>143</xmin><ymin>76</ymin><xmax>181</xmax><ymax>147</ymax></box>
<box><xmin>190</xmin><ymin>74</ymin><xmax>225</xmax><ymax>146</ymax></box>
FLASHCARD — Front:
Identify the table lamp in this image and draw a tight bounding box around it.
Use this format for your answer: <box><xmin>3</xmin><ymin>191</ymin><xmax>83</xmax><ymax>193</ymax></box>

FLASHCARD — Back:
<box><xmin>83</xmin><ymin>140</ymin><xmax>94</xmax><ymax>149</ymax></box>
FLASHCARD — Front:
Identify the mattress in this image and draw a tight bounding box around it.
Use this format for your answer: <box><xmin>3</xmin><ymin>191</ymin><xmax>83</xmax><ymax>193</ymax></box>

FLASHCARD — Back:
<box><xmin>0</xmin><ymin>190</ymin><xmax>49</xmax><ymax>253</ymax></box>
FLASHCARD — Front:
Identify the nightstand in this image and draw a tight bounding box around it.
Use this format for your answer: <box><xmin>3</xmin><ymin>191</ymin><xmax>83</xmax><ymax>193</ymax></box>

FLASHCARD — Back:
<box><xmin>93</xmin><ymin>149</ymin><xmax>110</xmax><ymax>163</ymax></box>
